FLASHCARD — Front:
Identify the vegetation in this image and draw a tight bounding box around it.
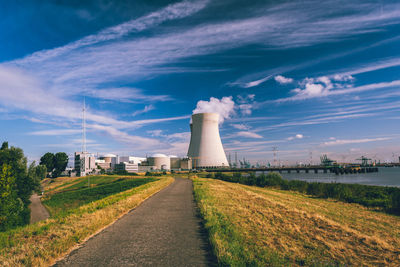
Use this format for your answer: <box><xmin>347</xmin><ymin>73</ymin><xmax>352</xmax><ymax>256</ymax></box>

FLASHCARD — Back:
<box><xmin>0</xmin><ymin>165</ymin><xmax>24</xmax><ymax>231</ymax></box>
<box><xmin>43</xmin><ymin>177</ymin><xmax>156</xmax><ymax>216</ymax></box>
<box><xmin>207</xmin><ymin>171</ymin><xmax>400</xmax><ymax>214</ymax></box>
<box><xmin>193</xmin><ymin>177</ymin><xmax>400</xmax><ymax>266</ymax></box>
<box><xmin>0</xmin><ymin>142</ymin><xmax>40</xmax><ymax>231</ymax></box>
<box><xmin>39</xmin><ymin>152</ymin><xmax>68</xmax><ymax>178</ymax></box>
<box><xmin>0</xmin><ymin>176</ymin><xmax>174</xmax><ymax>266</ymax></box>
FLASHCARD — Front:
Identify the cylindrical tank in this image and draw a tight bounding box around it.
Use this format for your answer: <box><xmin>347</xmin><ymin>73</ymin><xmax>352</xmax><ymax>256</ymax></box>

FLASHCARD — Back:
<box><xmin>170</xmin><ymin>156</ymin><xmax>181</xmax><ymax>169</ymax></box>
<box><xmin>187</xmin><ymin>113</ymin><xmax>229</xmax><ymax>168</ymax></box>
<box><xmin>147</xmin><ymin>154</ymin><xmax>171</xmax><ymax>170</ymax></box>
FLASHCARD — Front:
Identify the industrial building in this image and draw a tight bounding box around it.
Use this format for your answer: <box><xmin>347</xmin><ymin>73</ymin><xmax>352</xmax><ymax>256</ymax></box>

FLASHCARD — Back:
<box><xmin>119</xmin><ymin>156</ymin><xmax>146</xmax><ymax>165</ymax></box>
<box><xmin>139</xmin><ymin>154</ymin><xmax>192</xmax><ymax>171</ymax></box>
<box><xmin>187</xmin><ymin>112</ymin><xmax>229</xmax><ymax>168</ymax></box>
<box><xmin>115</xmin><ymin>162</ymin><xmax>139</xmax><ymax>173</ymax></box>
<box><xmin>74</xmin><ymin>152</ymin><xmax>96</xmax><ymax>176</ymax></box>
<box><xmin>99</xmin><ymin>154</ymin><xmax>118</xmax><ymax>168</ymax></box>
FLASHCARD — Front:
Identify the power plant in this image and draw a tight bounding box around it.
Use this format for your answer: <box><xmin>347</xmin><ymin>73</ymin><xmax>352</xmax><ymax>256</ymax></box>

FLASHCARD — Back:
<box><xmin>187</xmin><ymin>112</ymin><xmax>229</xmax><ymax>168</ymax></box>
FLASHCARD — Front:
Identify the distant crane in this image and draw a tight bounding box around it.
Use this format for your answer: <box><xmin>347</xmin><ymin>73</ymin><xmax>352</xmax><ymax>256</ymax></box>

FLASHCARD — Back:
<box><xmin>272</xmin><ymin>146</ymin><xmax>278</xmax><ymax>167</ymax></box>
<box><xmin>320</xmin><ymin>154</ymin><xmax>335</xmax><ymax>167</ymax></box>
<box><xmin>239</xmin><ymin>157</ymin><xmax>251</xmax><ymax>168</ymax></box>
<box><xmin>356</xmin><ymin>156</ymin><xmax>371</xmax><ymax>166</ymax></box>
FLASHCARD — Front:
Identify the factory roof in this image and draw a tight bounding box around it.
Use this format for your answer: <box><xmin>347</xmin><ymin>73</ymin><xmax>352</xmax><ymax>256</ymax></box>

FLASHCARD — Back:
<box><xmin>151</xmin><ymin>153</ymin><xmax>168</xmax><ymax>158</ymax></box>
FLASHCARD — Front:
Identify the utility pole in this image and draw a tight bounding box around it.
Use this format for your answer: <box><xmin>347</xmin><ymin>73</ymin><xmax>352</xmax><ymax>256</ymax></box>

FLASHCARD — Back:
<box><xmin>82</xmin><ymin>97</ymin><xmax>86</xmax><ymax>153</ymax></box>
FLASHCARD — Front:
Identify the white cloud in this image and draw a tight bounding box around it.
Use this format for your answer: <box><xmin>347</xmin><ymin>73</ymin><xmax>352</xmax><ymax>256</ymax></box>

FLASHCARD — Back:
<box><xmin>321</xmin><ymin>137</ymin><xmax>391</xmax><ymax>146</ymax></box>
<box><xmin>231</xmin><ymin>124</ymin><xmax>249</xmax><ymax>130</ymax></box>
<box><xmin>333</xmin><ymin>74</ymin><xmax>354</xmax><ymax>82</ymax></box>
<box><xmin>287</xmin><ymin>134</ymin><xmax>304</xmax><ymax>140</ymax></box>
<box><xmin>132</xmin><ymin>105</ymin><xmax>155</xmax><ymax>117</ymax></box>
<box><xmin>243</xmin><ymin>75</ymin><xmax>272</xmax><ymax>88</ymax></box>
<box><xmin>274</xmin><ymin>75</ymin><xmax>293</xmax><ymax>84</ymax></box>
<box><xmin>88</xmin><ymin>124</ymin><xmax>163</xmax><ymax>149</ymax></box>
<box><xmin>29</xmin><ymin>129</ymin><xmax>81</xmax><ymax>136</ymax></box>
<box><xmin>237</xmin><ymin>131</ymin><xmax>263</xmax><ymax>139</ymax></box>
<box><xmin>147</xmin><ymin>130</ymin><xmax>163</xmax><ymax>137</ymax></box>
<box><xmin>85</xmin><ymin>88</ymin><xmax>171</xmax><ymax>103</ymax></box>
<box><xmin>193</xmin><ymin>96</ymin><xmax>235</xmax><ymax>123</ymax></box>
<box><xmin>276</xmin><ymin>77</ymin><xmax>400</xmax><ymax>102</ymax></box>
<box><xmin>14</xmin><ymin>0</ymin><xmax>210</xmax><ymax>65</ymax></box>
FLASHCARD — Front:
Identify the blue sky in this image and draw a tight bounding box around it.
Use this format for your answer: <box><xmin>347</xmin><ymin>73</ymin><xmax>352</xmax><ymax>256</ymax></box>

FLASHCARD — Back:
<box><xmin>1</xmin><ymin>0</ymin><xmax>400</xmax><ymax>165</ymax></box>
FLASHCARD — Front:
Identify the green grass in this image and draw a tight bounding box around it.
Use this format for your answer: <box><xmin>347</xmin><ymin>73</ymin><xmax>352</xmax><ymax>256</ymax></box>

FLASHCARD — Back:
<box><xmin>58</xmin><ymin>175</ymin><xmax>123</xmax><ymax>192</ymax></box>
<box><xmin>193</xmin><ymin>177</ymin><xmax>400</xmax><ymax>266</ymax></box>
<box><xmin>43</xmin><ymin>178</ymin><xmax>156</xmax><ymax>217</ymax></box>
<box><xmin>0</xmin><ymin>177</ymin><xmax>174</xmax><ymax>266</ymax></box>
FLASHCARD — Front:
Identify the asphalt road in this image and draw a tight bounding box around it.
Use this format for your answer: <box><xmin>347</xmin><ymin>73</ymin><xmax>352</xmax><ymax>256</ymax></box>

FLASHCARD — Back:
<box><xmin>54</xmin><ymin>177</ymin><xmax>215</xmax><ymax>267</ymax></box>
<box><xmin>29</xmin><ymin>193</ymin><xmax>50</xmax><ymax>224</ymax></box>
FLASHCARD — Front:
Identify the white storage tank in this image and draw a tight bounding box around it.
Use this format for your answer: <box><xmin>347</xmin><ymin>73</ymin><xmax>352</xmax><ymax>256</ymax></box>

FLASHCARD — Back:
<box><xmin>147</xmin><ymin>154</ymin><xmax>171</xmax><ymax>170</ymax></box>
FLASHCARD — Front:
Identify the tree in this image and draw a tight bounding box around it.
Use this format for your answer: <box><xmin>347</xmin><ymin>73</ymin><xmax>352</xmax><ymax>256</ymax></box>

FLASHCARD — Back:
<box><xmin>0</xmin><ymin>142</ymin><xmax>34</xmax><ymax>227</ymax></box>
<box><xmin>35</xmin><ymin>164</ymin><xmax>47</xmax><ymax>181</ymax></box>
<box><xmin>0</xmin><ymin>164</ymin><xmax>24</xmax><ymax>231</ymax></box>
<box><xmin>53</xmin><ymin>152</ymin><xmax>69</xmax><ymax>178</ymax></box>
<box><xmin>40</xmin><ymin>152</ymin><xmax>55</xmax><ymax>175</ymax></box>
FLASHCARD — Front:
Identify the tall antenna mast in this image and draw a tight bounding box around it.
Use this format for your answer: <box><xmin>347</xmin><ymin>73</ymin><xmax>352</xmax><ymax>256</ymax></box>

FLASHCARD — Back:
<box><xmin>82</xmin><ymin>97</ymin><xmax>86</xmax><ymax>153</ymax></box>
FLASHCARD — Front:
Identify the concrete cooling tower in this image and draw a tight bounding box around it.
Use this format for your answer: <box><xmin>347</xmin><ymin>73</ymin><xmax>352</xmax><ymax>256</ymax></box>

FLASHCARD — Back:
<box><xmin>187</xmin><ymin>112</ymin><xmax>229</xmax><ymax>168</ymax></box>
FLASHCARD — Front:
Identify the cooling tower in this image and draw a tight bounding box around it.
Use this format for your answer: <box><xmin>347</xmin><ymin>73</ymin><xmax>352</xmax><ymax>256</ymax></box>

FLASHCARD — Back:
<box><xmin>187</xmin><ymin>113</ymin><xmax>229</xmax><ymax>168</ymax></box>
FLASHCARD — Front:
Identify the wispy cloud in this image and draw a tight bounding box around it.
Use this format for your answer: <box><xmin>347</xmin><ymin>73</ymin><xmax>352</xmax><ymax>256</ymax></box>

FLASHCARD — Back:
<box><xmin>237</xmin><ymin>131</ymin><xmax>263</xmax><ymax>139</ymax></box>
<box><xmin>275</xmin><ymin>75</ymin><xmax>293</xmax><ymax>84</ymax></box>
<box><xmin>29</xmin><ymin>129</ymin><xmax>81</xmax><ymax>136</ymax></box>
<box><xmin>13</xmin><ymin>0</ymin><xmax>209</xmax><ymax>66</ymax></box>
<box><xmin>231</xmin><ymin>124</ymin><xmax>249</xmax><ymax>130</ymax></box>
<box><xmin>243</xmin><ymin>75</ymin><xmax>272</xmax><ymax>88</ymax></box>
<box><xmin>321</xmin><ymin>137</ymin><xmax>391</xmax><ymax>146</ymax></box>
<box><xmin>85</xmin><ymin>88</ymin><xmax>171</xmax><ymax>103</ymax></box>
<box><xmin>132</xmin><ymin>105</ymin><xmax>156</xmax><ymax>117</ymax></box>
<box><xmin>275</xmin><ymin>79</ymin><xmax>400</xmax><ymax>102</ymax></box>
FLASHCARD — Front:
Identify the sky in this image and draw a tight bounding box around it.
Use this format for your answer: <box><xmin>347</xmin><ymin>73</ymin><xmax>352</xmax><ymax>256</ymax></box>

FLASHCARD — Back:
<box><xmin>1</xmin><ymin>0</ymin><xmax>400</xmax><ymax>166</ymax></box>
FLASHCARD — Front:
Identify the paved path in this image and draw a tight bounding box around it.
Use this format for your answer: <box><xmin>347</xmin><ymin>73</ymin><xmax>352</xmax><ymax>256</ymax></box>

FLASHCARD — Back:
<box><xmin>55</xmin><ymin>178</ymin><xmax>215</xmax><ymax>267</ymax></box>
<box><xmin>29</xmin><ymin>193</ymin><xmax>50</xmax><ymax>224</ymax></box>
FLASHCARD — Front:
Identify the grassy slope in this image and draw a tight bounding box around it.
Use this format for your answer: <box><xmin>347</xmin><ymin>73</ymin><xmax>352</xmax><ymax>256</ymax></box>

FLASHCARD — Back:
<box><xmin>193</xmin><ymin>178</ymin><xmax>400</xmax><ymax>266</ymax></box>
<box><xmin>43</xmin><ymin>177</ymin><xmax>156</xmax><ymax>216</ymax></box>
<box><xmin>0</xmin><ymin>177</ymin><xmax>174</xmax><ymax>266</ymax></box>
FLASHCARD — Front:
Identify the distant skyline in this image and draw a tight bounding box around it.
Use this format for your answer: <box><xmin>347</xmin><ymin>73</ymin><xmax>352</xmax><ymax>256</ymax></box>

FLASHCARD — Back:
<box><xmin>1</xmin><ymin>0</ymin><xmax>400</xmax><ymax>165</ymax></box>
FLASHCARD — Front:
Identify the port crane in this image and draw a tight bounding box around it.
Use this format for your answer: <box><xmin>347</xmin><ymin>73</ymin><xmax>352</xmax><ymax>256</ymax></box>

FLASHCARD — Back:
<box><xmin>356</xmin><ymin>156</ymin><xmax>371</xmax><ymax>166</ymax></box>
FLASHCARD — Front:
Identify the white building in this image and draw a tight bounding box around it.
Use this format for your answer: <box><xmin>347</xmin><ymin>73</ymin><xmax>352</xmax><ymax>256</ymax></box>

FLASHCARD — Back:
<box><xmin>74</xmin><ymin>152</ymin><xmax>96</xmax><ymax>176</ymax></box>
<box><xmin>115</xmin><ymin>162</ymin><xmax>139</xmax><ymax>173</ymax></box>
<box><xmin>118</xmin><ymin>156</ymin><xmax>146</xmax><ymax>165</ymax></box>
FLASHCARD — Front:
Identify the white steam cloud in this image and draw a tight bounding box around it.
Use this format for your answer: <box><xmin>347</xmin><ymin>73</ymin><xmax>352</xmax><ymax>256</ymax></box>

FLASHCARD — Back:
<box><xmin>193</xmin><ymin>96</ymin><xmax>235</xmax><ymax>123</ymax></box>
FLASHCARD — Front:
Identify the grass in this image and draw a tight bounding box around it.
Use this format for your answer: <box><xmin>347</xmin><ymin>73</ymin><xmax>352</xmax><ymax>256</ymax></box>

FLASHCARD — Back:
<box><xmin>43</xmin><ymin>177</ymin><xmax>156</xmax><ymax>216</ymax></box>
<box><xmin>193</xmin><ymin>177</ymin><xmax>400</xmax><ymax>266</ymax></box>
<box><xmin>0</xmin><ymin>176</ymin><xmax>174</xmax><ymax>266</ymax></box>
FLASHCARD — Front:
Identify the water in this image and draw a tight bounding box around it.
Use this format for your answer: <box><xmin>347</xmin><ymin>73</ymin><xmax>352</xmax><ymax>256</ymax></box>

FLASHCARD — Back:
<box><xmin>257</xmin><ymin>167</ymin><xmax>400</xmax><ymax>187</ymax></box>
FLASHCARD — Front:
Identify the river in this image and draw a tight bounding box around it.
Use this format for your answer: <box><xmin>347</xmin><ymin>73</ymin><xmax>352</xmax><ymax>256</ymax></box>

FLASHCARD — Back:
<box><xmin>257</xmin><ymin>167</ymin><xmax>400</xmax><ymax>187</ymax></box>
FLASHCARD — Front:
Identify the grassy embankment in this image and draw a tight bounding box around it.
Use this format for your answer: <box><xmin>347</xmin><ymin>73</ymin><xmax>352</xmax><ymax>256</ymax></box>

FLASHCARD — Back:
<box><xmin>0</xmin><ymin>175</ymin><xmax>174</xmax><ymax>266</ymax></box>
<box><xmin>193</xmin><ymin>177</ymin><xmax>400</xmax><ymax>266</ymax></box>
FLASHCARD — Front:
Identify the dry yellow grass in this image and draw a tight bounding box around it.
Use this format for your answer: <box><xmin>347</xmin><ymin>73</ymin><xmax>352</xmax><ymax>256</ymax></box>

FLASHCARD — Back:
<box><xmin>0</xmin><ymin>177</ymin><xmax>174</xmax><ymax>266</ymax></box>
<box><xmin>194</xmin><ymin>178</ymin><xmax>400</xmax><ymax>266</ymax></box>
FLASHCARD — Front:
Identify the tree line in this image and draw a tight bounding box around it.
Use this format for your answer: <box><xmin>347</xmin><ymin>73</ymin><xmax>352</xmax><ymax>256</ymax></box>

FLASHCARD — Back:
<box><xmin>0</xmin><ymin>141</ymin><xmax>69</xmax><ymax>232</ymax></box>
<box><xmin>208</xmin><ymin>171</ymin><xmax>400</xmax><ymax>215</ymax></box>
